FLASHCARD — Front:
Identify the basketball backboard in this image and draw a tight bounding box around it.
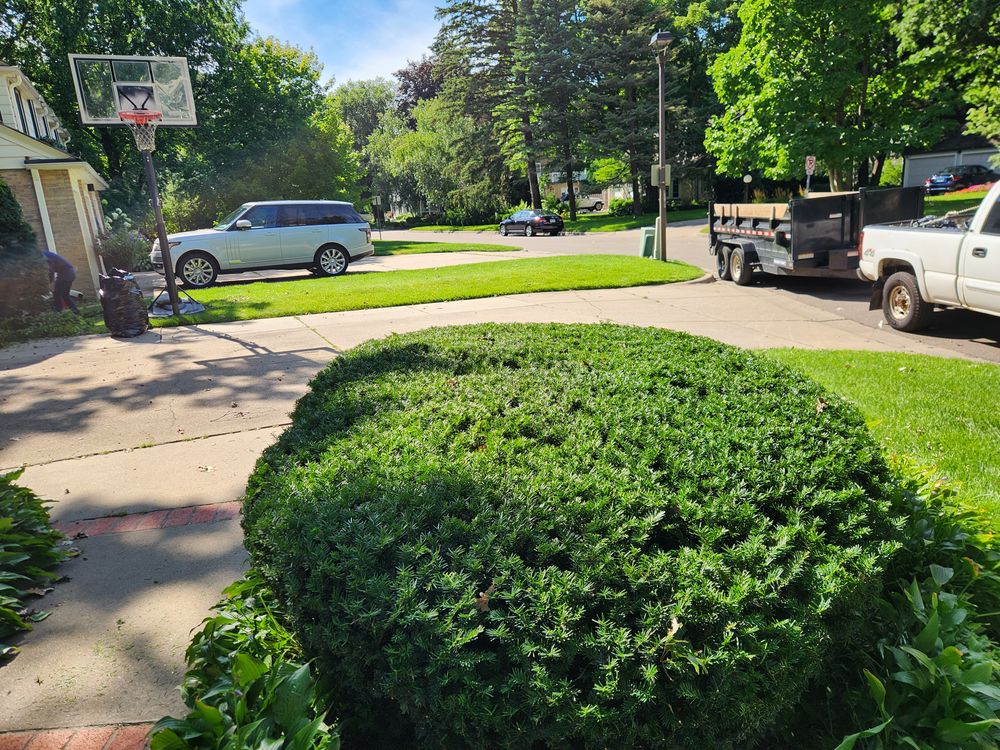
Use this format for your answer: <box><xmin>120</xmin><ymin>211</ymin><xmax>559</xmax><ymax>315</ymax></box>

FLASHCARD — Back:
<box><xmin>68</xmin><ymin>54</ymin><xmax>197</xmax><ymax>126</ymax></box>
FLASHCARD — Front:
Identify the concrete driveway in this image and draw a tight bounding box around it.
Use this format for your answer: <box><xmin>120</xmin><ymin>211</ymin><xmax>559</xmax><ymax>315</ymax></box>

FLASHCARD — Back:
<box><xmin>1</xmin><ymin>225</ymin><xmax>996</xmax><ymax>736</ymax></box>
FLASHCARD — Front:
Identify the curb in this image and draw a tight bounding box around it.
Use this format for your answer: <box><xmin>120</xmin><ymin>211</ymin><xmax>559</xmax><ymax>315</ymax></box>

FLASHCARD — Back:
<box><xmin>0</xmin><ymin>723</ymin><xmax>152</xmax><ymax>750</ymax></box>
<box><xmin>55</xmin><ymin>500</ymin><xmax>241</xmax><ymax>538</ymax></box>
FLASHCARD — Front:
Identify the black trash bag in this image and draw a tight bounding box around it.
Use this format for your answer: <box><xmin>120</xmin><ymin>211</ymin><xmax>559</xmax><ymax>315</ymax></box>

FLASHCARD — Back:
<box><xmin>99</xmin><ymin>268</ymin><xmax>150</xmax><ymax>338</ymax></box>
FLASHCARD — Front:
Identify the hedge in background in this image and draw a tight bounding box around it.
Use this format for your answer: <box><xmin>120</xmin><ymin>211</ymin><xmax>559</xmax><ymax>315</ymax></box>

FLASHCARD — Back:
<box><xmin>243</xmin><ymin>323</ymin><xmax>903</xmax><ymax>748</ymax></box>
<box><xmin>1</xmin><ymin>469</ymin><xmax>69</xmax><ymax>659</ymax></box>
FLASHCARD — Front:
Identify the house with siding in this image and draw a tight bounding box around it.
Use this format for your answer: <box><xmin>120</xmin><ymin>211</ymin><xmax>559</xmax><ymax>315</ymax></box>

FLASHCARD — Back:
<box><xmin>0</xmin><ymin>64</ymin><xmax>108</xmax><ymax>296</ymax></box>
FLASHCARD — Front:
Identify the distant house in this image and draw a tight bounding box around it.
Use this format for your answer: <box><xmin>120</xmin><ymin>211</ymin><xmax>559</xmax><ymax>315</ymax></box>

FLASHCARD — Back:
<box><xmin>902</xmin><ymin>133</ymin><xmax>998</xmax><ymax>189</ymax></box>
<box><xmin>0</xmin><ymin>65</ymin><xmax>108</xmax><ymax>296</ymax></box>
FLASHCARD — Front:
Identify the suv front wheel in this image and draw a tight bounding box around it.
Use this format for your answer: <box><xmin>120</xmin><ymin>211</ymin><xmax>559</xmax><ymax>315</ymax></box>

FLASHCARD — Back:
<box><xmin>178</xmin><ymin>252</ymin><xmax>218</xmax><ymax>288</ymax></box>
<box><xmin>314</xmin><ymin>245</ymin><xmax>349</xmax><ymax>277</ymax></box>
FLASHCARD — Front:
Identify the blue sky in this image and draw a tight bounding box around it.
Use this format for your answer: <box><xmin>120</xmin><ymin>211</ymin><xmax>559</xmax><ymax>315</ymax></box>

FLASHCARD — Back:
<box><xmin>243</xmin><ymin>0</ymin><xmax>440</xmax><ymax>86</ymax></box>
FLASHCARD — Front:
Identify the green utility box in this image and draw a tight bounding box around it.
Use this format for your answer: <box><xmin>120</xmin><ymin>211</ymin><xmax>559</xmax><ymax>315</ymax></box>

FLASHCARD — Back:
<box><xmin>640</xmin><ymin>227</ymin><xmax>656</xmax><ymax>258</ymax></box>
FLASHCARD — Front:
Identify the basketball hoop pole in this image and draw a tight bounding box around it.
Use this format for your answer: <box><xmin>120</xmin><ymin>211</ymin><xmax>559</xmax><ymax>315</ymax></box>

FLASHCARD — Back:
<box><xmin>142</xmin><ymin>152</ymin><xmax>181</xmax><ymax>317</ymax></box>
<box><xmin>119</xmin><ymin>110</ymin><xmax>181</xmax><ymax>317</ymax></box>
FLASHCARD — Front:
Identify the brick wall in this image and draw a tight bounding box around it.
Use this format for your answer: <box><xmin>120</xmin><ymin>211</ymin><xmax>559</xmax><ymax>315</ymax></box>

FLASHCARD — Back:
<box><xmin>39</xmin><ymin>169</ymin><xmax>95</xmax><ymax>296</ymax></box>
<box><xmin>0</xmin><ymin>168</ymin><xmax>45</xmax><ymax>245</ymax></box>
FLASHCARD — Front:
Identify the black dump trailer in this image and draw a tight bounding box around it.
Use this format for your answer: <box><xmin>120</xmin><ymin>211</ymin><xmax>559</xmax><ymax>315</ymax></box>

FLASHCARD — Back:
<box><xmin>709</xmin><ymin>187</ymin><xmax>924</xmax><ymax>284</ymax></box>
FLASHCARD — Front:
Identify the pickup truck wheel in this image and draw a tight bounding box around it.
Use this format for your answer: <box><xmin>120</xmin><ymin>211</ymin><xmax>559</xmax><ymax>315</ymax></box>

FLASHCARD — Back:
<box><xmin>883</xmin><ymin>271</ymin><xmax>933</xmax><ymax>332</ymax></box>
<box><xmin>730</xmin><ymin>247</ymin><xmax>753</xmax><ymax>285</ymax></box>
<box><xmin>716</xmin><ymin>246</ymin><xmax>732</xmax><ymax>281</ymax></box>
<box><xmin>594</xmin><ymin>201</ymin><xmax>603</xmax><ymax>212</ymax></box>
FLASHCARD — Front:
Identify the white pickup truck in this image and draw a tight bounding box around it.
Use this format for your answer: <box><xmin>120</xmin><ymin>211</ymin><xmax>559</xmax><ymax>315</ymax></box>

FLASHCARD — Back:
<box><xmin>860</xmin><ymin>180</ymin><xmax>1000</xmax><ymax>331</ymax></box>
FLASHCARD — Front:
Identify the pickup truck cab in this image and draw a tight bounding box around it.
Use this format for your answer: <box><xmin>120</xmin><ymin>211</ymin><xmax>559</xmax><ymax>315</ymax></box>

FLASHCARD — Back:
<box><xmin>860</xmin><ymin>181</ymin><xmax>1000</xmax><ymax>331</ymax></box>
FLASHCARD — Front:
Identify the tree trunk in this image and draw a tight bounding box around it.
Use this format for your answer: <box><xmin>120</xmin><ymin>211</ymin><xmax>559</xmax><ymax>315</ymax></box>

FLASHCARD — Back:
<box><xmin>99</xmin><ymin>129</ymin><xmax>122</xmax><ymax>179</ymax></box>
<box><xmin>564</xmin><ymin>150</ymin><xmax>577</xmax><ymax>222</ymax></box>
<box><xmin>630</xmin><ymin>162</ymin><xmax>642</xmax><ymax>217</ymax></box>
<box><xmin>525</xmin><ymin>124</ymin><xmax>541</xmax><ymax>209</ymax></box>
<box><xmin>871</xmin><ymin>153</ymin><xmax>885</xmax><ymax>187</ymax></box>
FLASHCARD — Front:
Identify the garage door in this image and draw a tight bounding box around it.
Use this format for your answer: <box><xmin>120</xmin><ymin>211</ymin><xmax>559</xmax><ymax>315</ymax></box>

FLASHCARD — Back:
<box><xmin>904</xmin><ymin>153</ymin><xmax>958</xmax><ymax>187</ymax></box>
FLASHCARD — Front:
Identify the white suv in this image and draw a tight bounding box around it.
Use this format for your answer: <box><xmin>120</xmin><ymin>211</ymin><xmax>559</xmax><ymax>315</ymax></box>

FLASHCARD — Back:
<box><xmin>151</xmin><ymin>200</ymin><xmax>374</xmax><ymax>288</ymax></box>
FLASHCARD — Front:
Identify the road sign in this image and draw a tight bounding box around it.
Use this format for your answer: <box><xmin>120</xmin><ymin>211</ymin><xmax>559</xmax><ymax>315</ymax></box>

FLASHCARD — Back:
<box><xmin>68</xmin><ymin>54</ymin><xmax>197</xmax><ymax>127</ymax></box>
<box><xmin>805</xmin><ymin>155</ymin><xmax>816</xmax><ymax>176</ymax></box>
<box><xmin>650</xmin><ymin>164</ymin><xmax>672</xmax><ymax>187</ymax></box>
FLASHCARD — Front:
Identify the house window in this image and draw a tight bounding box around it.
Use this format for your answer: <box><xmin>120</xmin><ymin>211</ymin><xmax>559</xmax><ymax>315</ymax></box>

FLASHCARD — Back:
<box><xmin>14</xmin><ymin>88</ymin><xmax>27</xmax><ymax>134</ymax></box>
<box><xmin>40</xmin><ymin>115</ymin><xmax>49</xmax><ymax>138</ymax></box>
<box><xmin>27</xmin><ymin>100</ymin><xmax>39</xmax><ymax>138</ymax></box>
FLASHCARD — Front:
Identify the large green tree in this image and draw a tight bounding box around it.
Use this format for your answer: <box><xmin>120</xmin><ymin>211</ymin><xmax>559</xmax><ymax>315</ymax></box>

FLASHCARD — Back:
<box><xmin>892</xmin><ymin>0</ymin><xmax>999</xmax><ymax>150</ymax></box>
<box><xmin>435</xmin><ymin>0</ymin><xmax>544</xmax><ymax>208</ymax></box>
<box><xmin>705</xmin><ymin>0</ymin><xmax>948</xmax><ymax>189</ymax></box>
<box><xmin>0</xmin><ymin>0</ymin><xmax>246</xmax><ymax>181</ymax></box>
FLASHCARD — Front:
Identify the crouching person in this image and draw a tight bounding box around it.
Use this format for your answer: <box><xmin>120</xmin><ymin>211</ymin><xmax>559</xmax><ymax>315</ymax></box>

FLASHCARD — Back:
<box><xmin>43</xmin><ymin>250</ymin><xmax>79</xmax><ymax>314</ymax></box>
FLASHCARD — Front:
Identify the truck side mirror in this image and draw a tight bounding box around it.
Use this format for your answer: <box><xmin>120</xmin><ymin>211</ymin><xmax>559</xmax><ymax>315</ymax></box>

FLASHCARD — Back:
<box><xmin>235</xmin><ymin>219</ymin><xmax>252</xmax><ymax>230</ymax></box>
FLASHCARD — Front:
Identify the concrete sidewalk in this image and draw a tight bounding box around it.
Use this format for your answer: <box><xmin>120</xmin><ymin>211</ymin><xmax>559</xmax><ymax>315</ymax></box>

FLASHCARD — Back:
<box><xmin>0</xmin><ymin>276</ymin><xmax>986</xmax><ymax>737</ymax></box>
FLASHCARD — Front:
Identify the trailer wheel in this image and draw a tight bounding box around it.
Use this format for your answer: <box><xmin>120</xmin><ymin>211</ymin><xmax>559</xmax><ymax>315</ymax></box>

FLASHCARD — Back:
<box><xmin>730</xmin><ymin>246</ymin><xmax>753</xmax><ymax>286</ymax></box>
<box><xmin>882</xmin><ymin>271</ymin><xmax>933</xmax><ymax>332</ymax></box>
<box><xmin>716</xmin><ymin>245</ymin><xmax>732</xmax><ymax>281</ymax></box>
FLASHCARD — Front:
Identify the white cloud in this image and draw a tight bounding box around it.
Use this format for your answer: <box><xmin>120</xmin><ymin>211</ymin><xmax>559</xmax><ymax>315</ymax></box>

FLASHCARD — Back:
<box><xmin>242</xmin><ymin>0</ymin><xmax>439</xmax><ymax>87</ymax></box>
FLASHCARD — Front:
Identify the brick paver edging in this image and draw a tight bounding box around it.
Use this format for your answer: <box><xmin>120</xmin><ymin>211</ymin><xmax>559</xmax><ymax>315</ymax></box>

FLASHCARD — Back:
<box><xmin>54</xmin><ymin>501</ymin><xmax>241</xmax><ymax>539</ymax></box>
<box><xmin>0</xmin><ymin>722</ymin><xmax>152</xmax><ymax>750</ymax></box>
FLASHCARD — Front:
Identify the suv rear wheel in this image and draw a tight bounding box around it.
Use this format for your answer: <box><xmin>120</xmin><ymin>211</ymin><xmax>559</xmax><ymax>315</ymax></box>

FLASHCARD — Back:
<box><xmin>178</xmin><ymin>252</ymin><xmax>218</xmax><ymax>288</ymax></box>
<box><xmin>314</xmin><ymin>245</ymin><xmax>349</xmax><ymax>277</ymax></box>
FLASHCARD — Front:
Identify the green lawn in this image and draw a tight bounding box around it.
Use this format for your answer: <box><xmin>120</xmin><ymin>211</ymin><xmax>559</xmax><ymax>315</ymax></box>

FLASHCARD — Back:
<box><xmin>770</xmin><ymin>349</ymin><xmax>1000</xmax><ymax>522</ymax></box>
<box><xmin>925</xmin><ymin>189</ymin><xmax>990</xmax><ymax>216</ymax></box>
<box><xmin>374</xmin><ymin>240</ymin><xmax>517</xmax><ymax>255</ymax></box>
<box><xmin>412</xmin><ymin>207</ymin><xmax>707</xmax><ymax>233</ymax></box>
<box><xmin>173</xmin><ymin>256</ymin><xmax>700</xmax><ymax>325</ymax></box>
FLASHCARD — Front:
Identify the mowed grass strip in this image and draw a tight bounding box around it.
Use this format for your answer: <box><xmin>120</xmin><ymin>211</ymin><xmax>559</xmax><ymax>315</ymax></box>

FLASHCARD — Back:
<box><xmin>925</xmin><ymin>189</ymin><xmax>990</xmax><ymax>216</ymax></box>
<box><xmin>769</xmin><ymin>349</ymin><xmax>1000</xmax><ymax>521</ymax></box>
<box><xmin>412</xmin><ymin>207</ymin><xmax>707</xmax><ymax>233</ymax></box>
<box><xmin>374</xmin><ymin>240</ymin><xmax>518</xmax><ymax>255</ymax></box>
<box><xmin>159</xmin><ymin>255</ymin><xmax>702</xmax><ymax>326</ymax></box>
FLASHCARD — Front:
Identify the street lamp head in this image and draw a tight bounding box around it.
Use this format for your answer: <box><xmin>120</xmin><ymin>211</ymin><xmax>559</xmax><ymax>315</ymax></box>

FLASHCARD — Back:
<box><xmin>649</xmin><ymin>30</ymin><xmax>674</xmax><ymax>50</ymax></box>
<box><xmin>743</xmin><ymin>174</ymin><xmax>753</xmax><ymax>184</ymax></box>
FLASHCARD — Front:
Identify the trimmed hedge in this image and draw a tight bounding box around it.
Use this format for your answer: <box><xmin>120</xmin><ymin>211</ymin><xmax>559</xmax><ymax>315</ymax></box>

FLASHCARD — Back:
<box><xmin>243</xmin><ymin>324</ymin><xmax>902</xmax><ymax>748</ymax></box>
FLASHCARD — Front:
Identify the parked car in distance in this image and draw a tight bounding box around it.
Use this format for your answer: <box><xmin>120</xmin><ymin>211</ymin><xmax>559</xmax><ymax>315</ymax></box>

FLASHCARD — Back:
<box><xmin>923</xmin><ymin>164</ymin><xmax>997</xmax><ymax>194</ymax></box>
<box><xmin>559</xmin><ymin>191</ymin><xmax>604</xmax><ymax>212</ymax></box>
<box><xmin>150</xmin><ymin>200</ymin><xmax>374</xmax><ymax>288</ymax></box>
<box><xmin>499</xmin><ymin>209</ymin><xmax>565</xmax><ymax>237</ymax></box>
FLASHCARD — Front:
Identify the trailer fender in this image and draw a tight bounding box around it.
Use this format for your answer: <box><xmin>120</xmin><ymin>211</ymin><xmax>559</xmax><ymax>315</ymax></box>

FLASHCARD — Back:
<box><xmin>725</xmin><ymin>240</ymin><xmax>760</xmax><ymax>267</ymax></box>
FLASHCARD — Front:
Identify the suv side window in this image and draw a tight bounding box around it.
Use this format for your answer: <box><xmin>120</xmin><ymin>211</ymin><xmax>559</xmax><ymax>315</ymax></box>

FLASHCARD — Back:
<box><xmin>304</xmin><ymin>205</ymin><xmax>333</xmax><ymax>225</ymax></box>
<box><xmin>277</xmin><ymin>205</ymin><xmax>308</xmax><ymax>228</ymax></box>
<box><xmin>241</xmin><ymin>205</ymin><xmax>278</xmax><ymax>229</ymax></box>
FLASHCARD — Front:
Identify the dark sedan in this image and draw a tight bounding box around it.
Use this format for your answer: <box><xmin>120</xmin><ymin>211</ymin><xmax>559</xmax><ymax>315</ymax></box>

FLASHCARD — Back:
<box><xmin>499</xmin><ymin>209</ymin><xmax>564</xmax><ymax>237</ymax></box>
<box><xmin>923</xmin><ymin>164</ymin><xmax>997</xmax><ymax>194</ymax></box>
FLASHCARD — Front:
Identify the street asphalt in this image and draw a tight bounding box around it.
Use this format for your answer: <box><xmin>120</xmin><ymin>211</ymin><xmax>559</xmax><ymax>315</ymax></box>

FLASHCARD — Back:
<box><xmin>1</xmin><ymin>220</ymin><xmax>997</xmax><ymax>734</ymax></box>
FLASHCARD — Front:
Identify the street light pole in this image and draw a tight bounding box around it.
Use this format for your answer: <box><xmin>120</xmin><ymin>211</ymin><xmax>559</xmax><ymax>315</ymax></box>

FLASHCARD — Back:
<box><xmin>650</xmin><ymin>30</ymin><xmax>674</xmax><ymax>262</ymax></box>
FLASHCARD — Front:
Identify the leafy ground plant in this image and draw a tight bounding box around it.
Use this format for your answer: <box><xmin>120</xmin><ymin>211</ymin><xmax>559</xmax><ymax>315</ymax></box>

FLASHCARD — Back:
<box><xmin>150</xmin><ymin>572</ymin><xmax>339</xmax><ymax>750</ymax></box>
<box><xmin>0</xmin><ymin>469</ymin><xmax>70</xmax><ymax>660</ymax></box>
<box><xmin>242</xmin><ymin>323</ymin><xmax>903</xmax><ymax>748</ymax></box>
<box><xmin>835</xmin><ymin>468</ymin><xmax>1000</xmax><ymax>750</ymax></box>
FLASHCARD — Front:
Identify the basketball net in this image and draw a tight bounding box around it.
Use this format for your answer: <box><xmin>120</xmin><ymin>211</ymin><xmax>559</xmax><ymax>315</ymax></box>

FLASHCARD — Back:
<box><xmin>119</xmin><ymin>110</ymin><xmax>162</xmax><ymax>152</ymax></box>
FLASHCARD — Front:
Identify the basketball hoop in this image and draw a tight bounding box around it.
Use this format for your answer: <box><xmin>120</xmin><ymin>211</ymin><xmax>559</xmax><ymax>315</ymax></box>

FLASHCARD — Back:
<box><xmin>119</xmin><ymin>109</ymin><xmax>162</xmax><ymax>152</ymax></box>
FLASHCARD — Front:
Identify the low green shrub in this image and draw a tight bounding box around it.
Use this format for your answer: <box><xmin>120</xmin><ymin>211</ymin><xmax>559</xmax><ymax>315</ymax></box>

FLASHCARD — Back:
<box><xmin>97</xmin><ymin>226</ymin><xmax>152</xmax><ymax>272</ymax></box>
<box><xmin>1</xmin><ymin>469</ymin><xmax>69</xmax><ymax>659</ymax></box>
<box><xmin>151</xmin><ymin>572</ymin><xmax>338</xmax><ymax>750</ymax></box>
<box><xmin>0</xmin><ymin>305</ymin><xmax>103</xmax><ymax>348</ymax></box>
<box><xmin>0</xmin><ymin>176</ymin><xmax>47</xmax><ymax>319</ymax></box>
<box><xmin>608</xmin><ymin>197</ymin><xmax>633</xmax><ymax>216</ymax></box>
<box><xmin>243</xmin><ymin>323</ymin><xmax>902</xmax><ymax>748</ymax></box>
<box><xmin>833</xmin><ymin>469</ymin><xmax>1000</xmax><ymax>750</ymax></box>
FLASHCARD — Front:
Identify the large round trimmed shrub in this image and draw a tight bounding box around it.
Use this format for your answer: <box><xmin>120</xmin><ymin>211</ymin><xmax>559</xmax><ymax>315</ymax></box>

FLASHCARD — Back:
<box><xmin>243</xmin><ymin>324</ymin><xmax>902</xmax><ymax>748</ymax></box>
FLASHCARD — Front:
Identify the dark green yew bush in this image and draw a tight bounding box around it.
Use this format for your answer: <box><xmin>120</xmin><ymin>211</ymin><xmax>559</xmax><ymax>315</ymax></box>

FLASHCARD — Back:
<box><xmin>243</xmin><ymin>324</ymin><xmax>902</xmax><ymax>748</ymax></box>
